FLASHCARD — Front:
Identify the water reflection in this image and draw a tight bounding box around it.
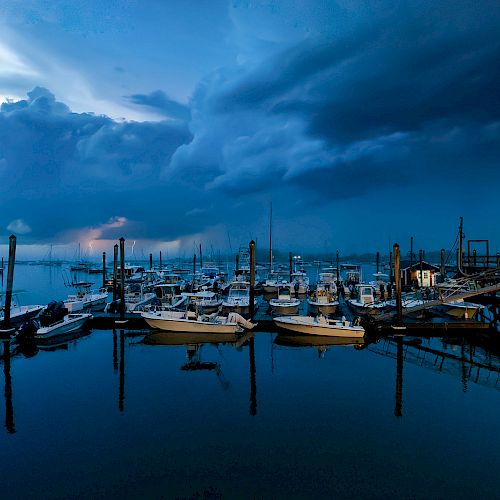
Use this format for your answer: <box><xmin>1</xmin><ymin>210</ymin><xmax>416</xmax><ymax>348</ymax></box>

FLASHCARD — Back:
<box><xmin>395</xmin><ymin>337</ymin><xmax>403</xmax><ymax>418</ymax></box>
<box><xmin>119</xmin><ymin>329</ymin><xmax>125</xmax><ymax>413</ymax></box>
<box><xmin>3</xmin><ymin>340</ymin><xmax>15</xmax><ymax>434</ymax></box>
<box><xmin>249</xmin><ymin>336</ymin><xmax>257</xmax><ymax>416</ymax></box>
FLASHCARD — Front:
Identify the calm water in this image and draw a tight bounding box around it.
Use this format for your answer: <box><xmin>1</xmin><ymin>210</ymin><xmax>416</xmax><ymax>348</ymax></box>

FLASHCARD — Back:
<box><xmin>1</xmin><ymin>264</ymin><xmax>499</xmax><ymax>499</ymax></box>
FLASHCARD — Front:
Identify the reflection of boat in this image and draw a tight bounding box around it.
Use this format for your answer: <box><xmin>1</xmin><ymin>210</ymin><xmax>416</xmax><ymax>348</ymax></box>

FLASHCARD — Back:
<box><xmin>141</xmin><ymin>309</ymin><xmax>256</xmax><ymax>333</ymax></box>
<box><xmin>273</xmin><ymin>315</ymin><xmax>365</xmax><ymax>337</ymax></box>
<box><xmin>36</xmin><ymin>329</ymin><xmax>91</xmax><ymax>349</ymax></box>
<box><xmin>143</xmin><ymin>331</ymin><xmax>239</xmax><ymax>345</ymax></box>
<box><xmin>35</xmin><ymin>313</ymin><xmax>92</xmax><ymax>339</ymax></box>
<box><xmin>274</xmin><ymin>334</ymin><xmax>366</xmax><ymax>347</ymax></box>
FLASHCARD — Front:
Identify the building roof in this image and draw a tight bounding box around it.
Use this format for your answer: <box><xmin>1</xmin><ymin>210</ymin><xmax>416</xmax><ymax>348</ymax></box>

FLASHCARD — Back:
<box><xmin>400</xmin><ymin>260</ymin><xmax>440</xmax><ymax>271</ymax></box>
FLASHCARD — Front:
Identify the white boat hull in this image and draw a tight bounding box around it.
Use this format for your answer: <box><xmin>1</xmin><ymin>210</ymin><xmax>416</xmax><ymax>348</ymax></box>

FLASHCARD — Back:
<box><xmin>307</xmin><ymin>300</ymin><xmax>339</xmax><ymax>316</ymax></box>
<box><xmin>274</xmin><ymin>316</ymin><xmax>364</xmax><ymax>338</ymax></box>
<box><xmin>270</xmin><ymin>300</ymin><xmax>300</xmax><ymax>316</ymax></box>
<box><xmin>35</xmin><ymin>313</ymin><xmax>92</xmax><ymax>339</ymax></box>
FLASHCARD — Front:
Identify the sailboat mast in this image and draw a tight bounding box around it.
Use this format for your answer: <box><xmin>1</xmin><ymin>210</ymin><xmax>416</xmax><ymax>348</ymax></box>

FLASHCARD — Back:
<box><xmin>269</xmin><ymin>202</ymin><xmax>273</xmax><ymax>271</ymax></box>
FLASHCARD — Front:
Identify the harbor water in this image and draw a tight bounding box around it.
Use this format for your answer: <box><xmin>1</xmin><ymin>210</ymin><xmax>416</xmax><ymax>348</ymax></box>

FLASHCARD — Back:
<box><xmin>0</xmin><ymin>264</ymin><xmax>499</xmax><ymax>498</ymax></box>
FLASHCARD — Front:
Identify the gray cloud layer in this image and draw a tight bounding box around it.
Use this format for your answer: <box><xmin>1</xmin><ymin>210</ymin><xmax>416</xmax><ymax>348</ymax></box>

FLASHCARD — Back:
<box><xmin>1</xmin><ymin>1</ymin><xmax>499</xmax><ymax>250</ymax></box>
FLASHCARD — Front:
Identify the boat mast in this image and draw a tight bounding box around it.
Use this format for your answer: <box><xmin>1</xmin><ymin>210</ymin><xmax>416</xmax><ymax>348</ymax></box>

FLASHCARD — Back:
<box><xmin>269</xmin><ymin>201</ymin><xmax>273</xmax><ymax>272</ymax></box>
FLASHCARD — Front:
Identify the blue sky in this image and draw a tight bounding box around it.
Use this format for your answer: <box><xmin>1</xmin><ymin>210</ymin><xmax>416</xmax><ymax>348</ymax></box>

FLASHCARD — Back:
<box><xmin>0</xmin><ymin>0</ymin><xmax>499</xmax><ymax>259</ymax></box>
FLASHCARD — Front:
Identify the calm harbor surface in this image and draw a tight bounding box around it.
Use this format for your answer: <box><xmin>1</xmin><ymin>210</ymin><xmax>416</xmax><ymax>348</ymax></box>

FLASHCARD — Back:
<box><xmin>1</xmin><ymin>264</ymin><xmax>499</xmax><ymax>498</ymax></box>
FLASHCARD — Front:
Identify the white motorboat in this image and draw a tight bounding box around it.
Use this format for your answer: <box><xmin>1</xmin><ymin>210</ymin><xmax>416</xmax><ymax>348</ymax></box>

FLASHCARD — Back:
<box><xmin>435</xmin><ymin>299</ymin><xmax>484</xmax><ymax>319</ymax></box>
<box><xmin>307</xmin><ymin>283</ymin><xmax>339</xmax><ymax>315</ymax></box>
<box><xmin>0</xmin><ymin>304</ymin><xmax>45</xmax><ymax>326</ymax></box>
<box><xmin>141</xmin><ymin>309</ymin><xmax>256</xmax><ymax>333</ymax></box>
<box><xmin>64</xmin><ymin>281</ymin><xmax>108</xmax><ymax>312</ymax></box>
<box><xmin>292</xmin><ymin>271</ymin><xmax>310</xmax><ymax>294</ymax></box>
<box><xmin>222</xmin><ymin>281</ymin><xmax>258</xmax><ymax>316</ymax></box>
<box><xmin>181</xmin><ymin>291</ymin><xmax>222</xmax><ymax>314</ymax></box>
<box><xmin>347</xmin><ymin>284</ymin><xmax>391</xmax><ymax>317</ymax></box>
<box><xmin>263</xmin><ymin>271</ymin><xmax>292</xmax><ymax>294</ymax></box>
<box><xmin>35</xmin><ymin>313</ymin><xmax>92</xmax><ymax>339</ymax></box>
<box><xmin>273</xmin><ymin>315</ymin><xmax>365</xmax><ymax>338</ymax></box>
<box><xmin>269</xmin><ymin>286</ymin><xmax>300</xmax><ymax>316</ymax></box>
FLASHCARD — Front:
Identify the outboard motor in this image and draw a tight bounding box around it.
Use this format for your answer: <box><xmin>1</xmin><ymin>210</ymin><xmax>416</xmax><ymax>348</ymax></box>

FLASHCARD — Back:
<box><xmin>39</xmin><ymin>301</ymin><xmax>68</xmax><ymax>327</ymax></box>
<box><xmin>16</xmin><ymin>319</ymin><xmax>37</xmax><ymax>342</ymax></box>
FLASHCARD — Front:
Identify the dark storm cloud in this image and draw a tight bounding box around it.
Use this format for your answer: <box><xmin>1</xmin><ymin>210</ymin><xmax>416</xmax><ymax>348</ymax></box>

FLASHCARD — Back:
<box><xmin>0</xmin><ymin>87</ymin><xmax>194</xmax><ymax>241</ymax></box>
<box><xmin>168</xmin><ymin>0</ymin><xmax>500</xmax><ymax>201</ymax></box>
<box><xmin>127</xmin><ymin>90</ymin><xmax>191</xmax><ymax>121</ymax></box>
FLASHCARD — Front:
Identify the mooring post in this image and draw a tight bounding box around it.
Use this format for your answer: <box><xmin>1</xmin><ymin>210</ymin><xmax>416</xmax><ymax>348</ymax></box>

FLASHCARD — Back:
<box><xmin>394</xmin><ymin>243</ymin><xmax>403</xmax><ymax>326</ymax></box>
<box><xmin>249</xmin><ymin>240</ymin><xmax>256</xmax><ymax>319</ymax></box>
<box><xmin>102</xmin><ymin>252</ymin><xmax>106</xmax><ymax>288</ymax></box>
<box><xmin>119</xmin><ymin>238</ymin><xmax>125</xmax><ymax>321</ymax></box>
<box><xmin>289</xmin><ymin>252</ymin><xmax>293</xmax><ymax>283</ymax></box>
<box><xmin>376</xmin><ymin>251</ymin><xmax>380</xmax><ymax>274</ymax></box>
<box><xmin>149</xmin><ymin>253</ymin><xmax>153</xmax><ymax>270</ymax></box>
<box><xmin>440</xmin><ymin>249</ymin><xmax>446</xmax><ymax>282</ymax></box>
<box><xmin>235</xmin><ymin>253</ymin><xmax>239</xmax><ymax>276</ymax></box>
<box><xmin>389</xmin><ymin>251</ymin><xmax>393</xmax><ymax>283</ymax></box>
<box><xmin>159</xmin><ymin>251</ymin><xmax>162</xmax><ymax>271</ymax></box>
<box><xmin>473</xmin><ymin>249</ymin><xmax>477</xmax><ymax>271</ymax></box>
<box><xmin>3</xmin><ymin>235</ymin><xmax>17</xmax><ymax>330</ymax></box>
<box><xmin>496</xmin><ymin>253</ymin><xmax>500</xmax><ymax>269</ymax></box>
<box><xmin>191</xmin><ymin>254</ymin><xmax>196</xmax><ymax>291</ymax></box>
<box><xmin>112</xmin><ymin>244</ymin><xmax>118</xmax><ymax>302</ymax></box>
<box><xmin>199</xmin><ymin>244</ymin><xmax>203</xmax><ymax>269</ymax></box>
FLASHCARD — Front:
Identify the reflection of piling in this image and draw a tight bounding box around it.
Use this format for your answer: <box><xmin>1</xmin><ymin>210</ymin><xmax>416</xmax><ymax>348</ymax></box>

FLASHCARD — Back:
<box><xmin>113</xmin><ymin>244</ymin><xmax>118</xmax><ymax>302</ymax></box>
<box><xmin>119</xmin><ymin>238</ymin><xmax>125</xmax><ymax>321</ymax></box>
<box><xmin>3</xmin><ymin>235</ymin><xmax>17</xmax><ymax>329</ymax></box>
<box><xmin>102</xmin><ymin>252</ymin><xmax>106</xmax><ymax>288</ymax></box>
<box><xmin>249</xmin><ymin>336</ymin><xmax>257</xmax><ymax>416</ymax></box>
<box><xmin>119</xmin><ymin>330</ymin><xmax>125</xmax><ymax>412</ymax></box>
<box><xmin>395</xmin><ymin>337</ymin><xmax>403</xmax><ymax>418</ymax></box>
<box><xmin>394</xmin><ymin>243</ymin><xmax>403</xmax><ymax>326</ymax></box>
<box><xmin>3</xmin><ymin>341</ymin><xmax>15</xmax><ymax>433</ymax></box>
<box><xmin>249</xmin><ymin>240</ymin><xmax>256</xmax><ymax>319</ymax></box>
<box><xmin>112</xmin><ymin>329</ymin><xmax>118</xmax><ymax>372</ymax></box>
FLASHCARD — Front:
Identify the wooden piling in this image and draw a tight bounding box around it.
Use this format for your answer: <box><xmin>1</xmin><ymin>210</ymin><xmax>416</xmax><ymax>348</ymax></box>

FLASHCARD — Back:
<box><xmin>112</xmin><ymin>244</ymin><xmax>118</xmax><ymax>301</ymax></box>
<box><xmin>102</xmin><ymin>252</ymin><xmax>106</xmax><ymax>288</ymax></box>
<box><xmin>289</xmin><ymin>252</ymin><xmax>293</xmax><ymax>283</ymax></box>
<box><xmin>159</xmin><ymin>251</ymin><xmax>162</xmax><ymax>271</ymax></box>
<box><xmin>119</xmin><ymin>238</ymin><xmax>125</xmax><ymax>321</ymax></box>
<box><xmin>249</xmin><ymin>240</ymin><xmax>256</xmax><ymax>319</ymax></box>
<box><xmin>199</xmin><ymin>244</ymin><xmax>203</xmax><ymax>269</ymax></box>
<box><xmin>191</xmin><ymin>254</ymin><xmax>196</xmax><ymax>291</ymax></box>
<box><xmin>394</xmin><ymin>243</ymin><xmax>403</xmax><ymax>326</ymax></box>
<box><xmin>3</xmin><ymin>235</ymin><xmax>17</xmax><ymax>329</ymax></box>
<box><xmin>149</xmin><ymin>253</ymin><xmax>153</xmax><ymax>270</ymax></box>
<box><xmin>376</xmin><ymin>251</ymin><xmax>380</xmax><ymax>274</ymax></box>
<box><xmin>235</xmin><ymin>253</ymin><xmax>239</xmax><ymax>275</ymax></box>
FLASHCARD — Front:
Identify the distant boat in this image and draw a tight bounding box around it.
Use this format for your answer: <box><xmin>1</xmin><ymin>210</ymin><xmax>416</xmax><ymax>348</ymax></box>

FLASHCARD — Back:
<box><xmin>269</xmin><ymin>286</ymin><xmax>300</xmax><ymax>316</ymax></box>
<box><xmin>273</xmin><ymin>315</ymin><xmax>365</xmax><ymax>338</ymax></box>
<box><xmin>0</xmin><ymin>304</ymin><xmax>45</xmax><ymax>326</ymax></box>
<box><xmin>64</xmin><ymin>281</ymin><xmax>108</xmax><ymax>312</ymax></box>
<box><xmin>222</xmin><ymin>281</ymin><xmax>258</xmax><ymax>316</ymax></box>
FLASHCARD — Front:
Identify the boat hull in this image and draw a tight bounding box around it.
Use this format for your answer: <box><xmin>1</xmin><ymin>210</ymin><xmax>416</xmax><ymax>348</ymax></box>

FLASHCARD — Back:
<box><xmin>307</xmin><ymin>300</ymin><xmax>338</xmax><ymax>316</ymax></box>
<box><xmin>270</xmin><ymin>302</ymin><xmax>300</xmax><ymax>316</ymax></box>
<box><xmin>35</xmin><ymin>314</ymin><xmax>92</xmax><ymax>339</ymax></box>
<box><xmin>274</xmin><ymin>316</ymin><xmax>364</xmax><ymax>338</ymax></box>
<box><xmin>142</xmin><ymin>313</ymin><xmax>240</xmax><ymax>333</ymax></box>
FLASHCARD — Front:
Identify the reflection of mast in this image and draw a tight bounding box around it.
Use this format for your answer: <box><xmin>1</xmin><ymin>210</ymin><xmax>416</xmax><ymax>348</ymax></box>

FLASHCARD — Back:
<box><xmin>119</xmin><ymin>330</ymin><xmax>125</xmax><ymax>412</ymax></box>
<box><xmin>460</xmin><ymin>343</ymin><xmax>468</xmax><ymax>393</ymax></box>
<box><xmin>394</xmin><ymin>337</ymin><xmax>403</xmax><ymax>418</ymax></box>
<box><xmin>249</xmin><ymin>337</ymin><xmax>257</xmax><ymax>416</ymax></box>
<box><xmin>3</xmin><ymin>341</ymin><xmax>15</xmax><ymax>433</ymax></box>
<box><xmin>113</xmin><ymin>329</ymin><xmax>118</xmax><ymax>372</ymax></box>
